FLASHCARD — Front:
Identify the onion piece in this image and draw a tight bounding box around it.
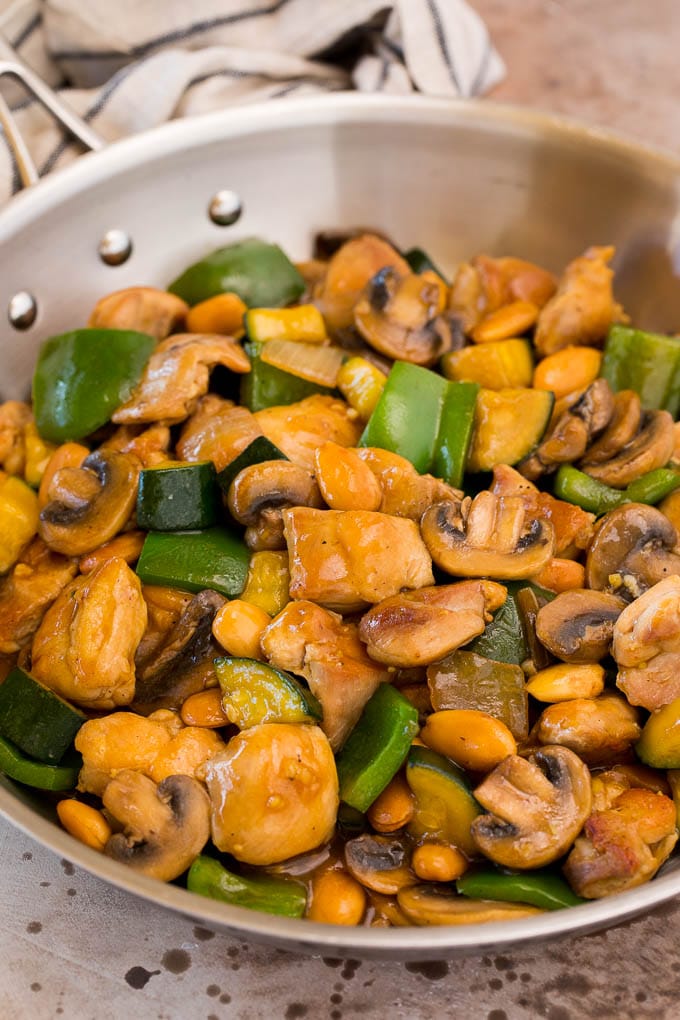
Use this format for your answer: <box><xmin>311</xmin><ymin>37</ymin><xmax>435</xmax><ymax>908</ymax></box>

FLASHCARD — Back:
<box><xmin>260</xmin><ymin>339</ymin><xmax>344</xmax><ymax>387</ymax></box>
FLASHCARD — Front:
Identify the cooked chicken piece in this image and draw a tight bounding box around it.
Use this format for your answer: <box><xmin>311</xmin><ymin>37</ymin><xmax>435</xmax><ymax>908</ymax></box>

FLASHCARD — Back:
<box><xmin>283</xmin><ymin>507</ymin><xmax>434</xmax><ymax>612</ymax></box>
<box><xmin>102</xmin><ymin>423</ymin><xmax>173</xmax><ymax>468</ymax></box>
<box><xmin>449</xmin><ymin>255</ymin><xmax>557</xmax><ymax>334</ymax></box>
<box><xmin>359</xmin><ymin>580</ymin><xmax>506</xmax><ymax>667</ymax></box>
<box><xmin>88</xmin><ymin>286</ymin><xmax>188</xmax><ymax>339</ymax></box>
<box><xmin>535</xmin><ymin>692</ymin><xmax>641</xmax><ymax>766</ymax></box>
<box><xmin>491</xmin><ymin>464</ymin><xmax>595</xmax><ymax>556</ymax></box>
<box><xmin>0</xmin><ymin>538</ymin><xmax>77</xmax><ymax>654</ymax></box>
<box><xmin>31</xmin><ymin>557</ymin><xmax>147</xmax><ymax>709</ymax></box>
<box><xmin>356</xmin><ymin>448</ymin><xmax>462</xmax><ymax>520</ymax></box>
<box><xmin>613</xmin><ymin>575</ymin><xmax>680</xmax><ymax>710</ymax></box>
<box><xmin>255</xmin><ymin>395</ymin><xmax>362</xmax><ymax>471</ymax></box>
<box><xmin>534</xmin><ymin>246</ymin><xmax>627</xmax><ymax>357</ymax></box>
<box><xmin>112</xmin><ymin>333</ymin><xmax>250</xmax><ymax>425</ymax></box>
<box><xmin>261</xmin><ymin>600</ymin><xmax>390</xmax><ymax>749</ymax></box>
<box><xmin>564</xmin><ymin>787</ymin><xmax>677</xmax><ymax>898</ymax></box>
<box><xmin>177</xmin><ymin>395</ymin><xmax>262</xmax><ymax>471</ymax></box>
<box><xmin>0</xmin><ymin>400</ymin><xmax>32</xmax><ymax>476</ymax></box>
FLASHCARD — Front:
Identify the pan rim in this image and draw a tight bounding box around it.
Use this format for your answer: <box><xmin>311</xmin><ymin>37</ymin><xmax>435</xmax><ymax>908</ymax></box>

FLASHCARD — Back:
<box><xmin>2</xmin><ymin>91</ymin><xmax>680</xmax><ymax>957</ymax></box>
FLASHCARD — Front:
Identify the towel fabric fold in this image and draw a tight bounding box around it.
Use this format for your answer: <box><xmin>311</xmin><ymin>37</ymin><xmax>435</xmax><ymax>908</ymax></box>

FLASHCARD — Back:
<box><xmin>0</xmin><ymin>0</ymin><xmax>504</xmax><ymax>204</ymax></box>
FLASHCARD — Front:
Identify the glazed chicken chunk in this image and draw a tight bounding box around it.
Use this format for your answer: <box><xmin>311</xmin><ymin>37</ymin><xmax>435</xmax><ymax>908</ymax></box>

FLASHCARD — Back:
<box><xmin>283</xmin><ymin>507</ymin><xmax>434</xmax><ymax>612</ymax></box>
<box><xmin>613</xmin><ymin>575</ymin><xmax>680</xmax><ymax>710</ymax></box>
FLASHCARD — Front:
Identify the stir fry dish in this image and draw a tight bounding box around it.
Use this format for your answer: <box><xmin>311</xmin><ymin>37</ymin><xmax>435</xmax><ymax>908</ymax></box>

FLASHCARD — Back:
<box><xmin>3</xmin><ymin>232</ymin><xmax>680</xmax><ymax>928</ymax></box>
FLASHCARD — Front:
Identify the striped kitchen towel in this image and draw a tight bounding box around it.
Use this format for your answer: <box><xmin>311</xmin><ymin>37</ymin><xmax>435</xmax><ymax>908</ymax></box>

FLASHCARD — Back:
<box><xmin>0</xmin><ymin>0</ymin><xmax>504</xmax><ymax>203</ymax></box>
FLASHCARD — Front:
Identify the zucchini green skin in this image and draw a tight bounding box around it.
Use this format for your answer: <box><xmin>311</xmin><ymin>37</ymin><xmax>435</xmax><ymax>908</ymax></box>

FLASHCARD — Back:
<box><xmin>405</xmin><ymin>744</ymin><xmax>481</xmax><ymax>858</ymax></box>
<box><xmin>136</xmin><ymin>527</ymin><xmax>249</xmax><ymax>598</ymax></box>
<box><xmin>216</xmin><ymin>436</ymin><xmax>288</xmax><ymax>495</ymax></box>
<box><xmin>167</xmin><ymin>238</ymin><xmax>305</xmax><ymax>309</ymax></box>
<box><xmin>335</xmin><ymin>684</ymin><xmax>419</xmax><ymax>813</ymax></box>
<box><xmin>0</xmin><ymin>667</ymin><xmax>86</xmax><ymax>764</ymax></box>
<box><xmin>137</xmin><ymin>461</ymin><xmax>220</xmax><ymax>531</ymax></box>
<box><xmin>214</xmin><ymin>657</ymin><xmax>321</xmax><ymax>727</ymax></box>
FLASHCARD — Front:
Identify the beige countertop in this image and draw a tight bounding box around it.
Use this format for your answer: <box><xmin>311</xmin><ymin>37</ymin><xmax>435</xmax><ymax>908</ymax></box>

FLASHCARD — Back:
<box><xmin>3</xmin><ymin>4</ymin><xmax>680</xmax><ymax>1018</ymax></box>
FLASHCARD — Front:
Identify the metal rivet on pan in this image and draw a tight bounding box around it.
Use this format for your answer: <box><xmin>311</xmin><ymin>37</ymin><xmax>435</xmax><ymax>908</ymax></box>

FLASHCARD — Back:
<box><xmin>8</xmin><ymin>291</ymin><xmax>37</xmax><ymax>330</ymax></box>
<box><xmin>208</xmin><ymin>190</ymin><xmax>243</xmax><ymax>226</ymax></box>
<box><xmin>98</xmin><ymin>229</ymin><xmax>133</xmax><ymax>266</ymax></box>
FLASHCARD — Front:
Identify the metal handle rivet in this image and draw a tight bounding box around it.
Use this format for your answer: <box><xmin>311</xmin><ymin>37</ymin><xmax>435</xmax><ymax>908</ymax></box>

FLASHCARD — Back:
<box><xmin>8</xmin><ymin>291</ymin><xmax>37</xmax><ymax>330</ymax></box>
<box><xmin>209</xmin><ymin>190</ymin><xmax>243</xmax><ymax>226</ymax></box>
<box><xmin>98</xmin><ymin>229</ymin><xmax>133</xmax><ymax>266</ymax></box>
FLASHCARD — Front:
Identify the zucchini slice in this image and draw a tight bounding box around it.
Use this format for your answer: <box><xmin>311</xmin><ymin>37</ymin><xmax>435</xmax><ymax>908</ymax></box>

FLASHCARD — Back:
<box><xmin>405</xmin><ymin>744</ymin><xmax>481</xmax><ymax>858</ymax></box>
<box><xmin>0</xmin><ymin>667</ymin><xmax>86</xmax><ymax>764</ymax></box>
<box><xmin>241</xmin><ymin>340</ymin><xmax>335</xmax><ymax>412</ymax></box>
<box><xmin>136</xmin><ymin>461</ymin><xmax>220</xmax><ymax>531</ymax></box>
<box><xmin>245</xmin><ymin>304</ymin><xmax>327</xmax><ymax>344</ymax></box>
<box><xmin>216</xmin><ymin>436</ymin><xmax>288</xmax><ymax>495</ymax></box>
<box><xmin>466</xmin><ymin>387</ymin><xmax>554</xmax><ymax>472</ymax></box>
<box><xmin>214</xmin><ymin>657</ymin><xmax>321</xmax><ymax>728</ymax></box>
<box><xmin>442</xmin><ymin>339</ymin><xmax>534</xmax><ymax>390</ymax></box>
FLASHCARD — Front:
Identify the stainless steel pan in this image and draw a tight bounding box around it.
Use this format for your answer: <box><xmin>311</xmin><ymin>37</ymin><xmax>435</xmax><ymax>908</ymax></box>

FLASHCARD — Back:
<box><xmin>2</xmin><ymin>73</ymin><xmax>680</xmax><ymax>958</ymax></box>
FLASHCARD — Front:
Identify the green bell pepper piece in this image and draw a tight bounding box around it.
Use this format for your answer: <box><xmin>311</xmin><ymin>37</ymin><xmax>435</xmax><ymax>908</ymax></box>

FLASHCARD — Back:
<box><xmin>32</xmin><ymin>328</ymin><xmax>155</xmax><ymax>442</ymax></box>
<box><xmin>555</xmin><ymin>464</ymin><xmax>680</xmax><ymax>515</ymax></box>
<box><xmin>0</xmin><ymin>735</ymin><xmax>80</xmax><ymax>791</ymax></box>
<box><xmin>136</xmin><ymin>527</ymin><xmax>249</xmax><ymax>598</ymax></box>
<box><xmin>432</xmin><ymin>381</ymin><xmax>479</xmax><ymax>488</ymax></box>
<box><xmin>187</xmin><ymin>855</ymin><xmax>306</xmax><ymax>918</ymax></box>
<box><xmin>240</xmin><ymin>341</ymin><xmax>334</xmax><ymax>412</ymax></box>
<box><xmin>168</xmin><ymin>238</ymin><xmax>305</xmax><ymax>308</ymax></box>
<box><xmin>360</xmin><ymin>361</ymin><xmax>449</xmax><ymax>473</ymax></box>
<box><xmin>554</xmin><ymin>465</ymin><xmax>624</xmax><ymax>515</ymax></box>
<box><xmin>335</xmin><ymin>684</ymin><xmax>419</xmax><ymax>813</ymax></box>
<box><xmin>625</xmin><ymin>467</ymin><xmax>680</xmax><ymax>504</ymax></box>
<box><xmin>456</xmin><ymin>867</ymin><xmax>585</xmax><ymax>910</ymax></box>
<box><xmin>601</xmin><ymin>324</ymin><xmax>680</xmax><ymax>416</ymax></box>
<box><xmin>403</xmin><ymin>247</ymin><xmax>448</xmax><ymax>283</ymax></box>
<box><xmin>427</xmin><ymin>650</ymin><xmax>528</xmax><ymax>741</ymax></box>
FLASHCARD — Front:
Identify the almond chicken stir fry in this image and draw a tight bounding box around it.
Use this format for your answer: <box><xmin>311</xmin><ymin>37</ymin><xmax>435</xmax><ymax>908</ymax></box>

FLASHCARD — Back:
<box><xmin>4</xmin><ymin>232</ymin><xmax>680</xmax><ymax>928</ymax></box>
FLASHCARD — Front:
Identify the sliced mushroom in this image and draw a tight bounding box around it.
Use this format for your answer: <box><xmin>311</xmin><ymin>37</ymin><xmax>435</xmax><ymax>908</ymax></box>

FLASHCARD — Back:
<box><xmin>228</xmin><ymin>460</ymin><xmax>324</xmax><ymax>550</ymax></box>
<box><xmin>397</xmin><ymin>884</ymin><xmax>544</xmax><ymax>926</ymax></box>
<box><xmin>354</xmin><ymin>267</ymin><xmax>452</xmax><ymax>366</ymax></box>
<box><xmin>535</xmin><ymin>589</ymin><xmax>627</xmax><ymax>663</ymax></box>
<box><xmin>578</xmin><ymin>390</ymin><xmax>642</xmax><ymax>465</ymax></box>
<box><xmin>39</xmin><ymin>449</ymin><xmax>140</xmax><ymax>557</ymax></box>
<box><xmin>358</xmin><ymin>580</ymin><xmax>506</xmax><ymax>667</ymax></box>
<box><xmin>112</xmin><ymin>333</ymin><xmax>250</xmax><ymax>425</ymax></box>
<box><xmin>103</xmin><ymin>769</ymin><xmax>210</xmax><ymax>882</ymax></box>
<box><xmin>133</xmin><ymin>590</ymin><xmax>226</xmax><ymax>713</ymax></box>
<box><xmin>471</xmin><ymin>745</ymin><xmax>592</xmax><ymax>869</ymax></box>
<box><xmin>519</xmin><ymin>379</ymin><xmax>615</xmax><ymax>479</ymax></box>
<box><xmin>585</xmin><ymin>503</ymin><xmax>680</xmax><ymax>599</ymax></box>
<box><xmin>580</xmin><ymin>409</ymin><xmax>675</xmax><ymax>488</ymax></box>
<box><xmin>344</xmin><ymin>834</ymin><xmax>417</xmax><ymax>894</ymax></box>
<box><xmin>88</xmin><ymin>286</ymin><xmax>188</xmax><ymax>339</ymax></box>
<box><xmin>313</xmin><ymin>233</ymin><xmax>410</xmax><ymax>335</ymax></box>
<box><xmin>613</xmin><ymin>575</ymin><xmax>680</xmax><ymax>710</ymax></box>
<box><xmin>535</xmin><ymin>692</ymin><xmax>641</xmax><ymax>765</ymax></box>
<box><xmin>563</xmin><ymin>787</ymin><xmax>677</xmax><ymax>899</ymax></box>
<box><xmin>421</xmin><ymin>492</ymin><xmax>554</xmax><ymax>581</ymax></box>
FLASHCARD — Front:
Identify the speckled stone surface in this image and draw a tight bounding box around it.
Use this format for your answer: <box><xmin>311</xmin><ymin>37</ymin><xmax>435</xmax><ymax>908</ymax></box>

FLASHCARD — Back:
<box><xmin>4</xmin><ymin>4</ymin><xmax>680</xmax><ymax>1018</ymax></box>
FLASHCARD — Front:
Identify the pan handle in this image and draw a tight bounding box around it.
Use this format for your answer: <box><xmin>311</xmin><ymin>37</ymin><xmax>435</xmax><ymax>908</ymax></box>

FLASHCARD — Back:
<box><xmin>0</xmin><ymin>34</ymin><xmax>105</xmax><ymax>189</ymax></box>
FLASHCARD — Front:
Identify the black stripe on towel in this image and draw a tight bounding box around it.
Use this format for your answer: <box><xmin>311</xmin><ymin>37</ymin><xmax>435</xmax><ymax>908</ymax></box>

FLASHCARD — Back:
<box><xmin>424</xmin><ymin>0</ymin><xmax>461</xmax><ymax>93</ymax></box>
<box><xmin>51</xmin><ymin>0</ymin><xmax>293</xmax><ymax>63</ymax></box>
<box><xmin>11</xmin><ymin>12</ymin><xmax>42</xmax><ymax>51</ymax></box>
